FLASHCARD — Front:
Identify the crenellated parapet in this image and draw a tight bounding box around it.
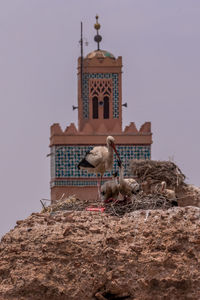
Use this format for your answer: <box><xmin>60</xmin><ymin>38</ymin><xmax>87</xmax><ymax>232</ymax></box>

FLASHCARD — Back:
<box><xmin>64</xmin><ymin>123</ymin><xmax>78</xmax><ymax>135</ymax></box>
<box><xmin>124</xmin><ymin>122</ymin><xmax>138</xmax><ymax>134</ymax></box>
<box><xmin>139</xmin><ymin>122</ymin><xmax>151</xmax><ymax>133</ymax></box>
<box><xmin>51</xmin><ymin>121</ymin><xmax>151</xmax><ymax>136</ymax></box>
<box><xmin>50</xmin><ymin>121</ymin><xmax>152</xmax><ymax>146</ymax></box>
<box><xmin>50</xmin><ymin>123</ymin><xmax>63</xmax><ymax>136</ymax></box>
<box><xmin>123</xmin><ymin>122</ymin><xmax>151</xmax><ymax>134</ymax></box>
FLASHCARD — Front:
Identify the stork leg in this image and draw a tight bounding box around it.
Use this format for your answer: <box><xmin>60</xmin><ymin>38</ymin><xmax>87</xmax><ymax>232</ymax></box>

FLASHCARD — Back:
<box><xmin>96</xmin><ymin>174</ymin><xmax>101</xmax><ymax>200</ymax></box>
<box><xmin>97</xmin><ymin>175</ymin><xmax>103</xmax><ymax>201</ymax></box>
<box><xmin>100</xmin><ymin>175</ymin><xmax>103</xmax><ymax>187</ymax></box>
<box><xmin>97</xmin><ymin>180</ymin><xmax>101</xmax><ymax>200</ymax></box>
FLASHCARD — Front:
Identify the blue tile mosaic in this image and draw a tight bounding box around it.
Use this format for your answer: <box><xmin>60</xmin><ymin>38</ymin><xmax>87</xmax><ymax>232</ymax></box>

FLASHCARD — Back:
<box><xmin>51</xmin><ymin>180</ymin><xmax>99</xmax><ymax>188</ymax></box>
<box><xmin>82</xmin><ymin>73</ymin><xmax>119</xmax><ymax>119</ymax></box>
<box><xmin>51</xmin><ymin>145</ymin><xmax>151</xmax><ymax>186</ymax></box>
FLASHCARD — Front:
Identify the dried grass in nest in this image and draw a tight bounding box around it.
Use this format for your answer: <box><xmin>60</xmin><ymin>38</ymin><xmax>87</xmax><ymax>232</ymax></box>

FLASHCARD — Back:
<box><xmin>104</xmin><ymin>192</ymin><xmax>177</xmax><ymax>217</ymax></box>
<box><xmin>41</xmin><ymin>192</ymin><xmax>177</xmax><ymax>218</ymax></box>
<box><xmin>41</xmin><ymin>195</ymin><xmax>94</xmax><ymax>214</ymax></box>
<box><xmin>130</xmin><ymin>160</ymin><xmax>186</xmax><ymax>188</ymax></box>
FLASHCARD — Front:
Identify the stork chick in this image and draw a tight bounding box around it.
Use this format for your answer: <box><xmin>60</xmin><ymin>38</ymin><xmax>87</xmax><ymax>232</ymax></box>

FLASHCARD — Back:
<box><xmin>78</xmin><ymin>136</ymin><xmax>121</xmax><ymax>198</ymax></box>
<box><xmin>100</xmin><ymin>172</ymin><xmax>120</xmax><ymax>203</ymax></box>
<box><xmin>117</xmin><ymin>160</ymin><xmax>140</xmax><ymax>200</ymax></box>
<box><xmin>159</xmin><ymin>181</ymin><xmax>176</xmax><ymax>199</ymax></box>
<box><xmin>141</xmin><ymin>178</ymin><xmax>153</xmax><ymax>195</ymax></box>
<box><xmin>157</xmin><ymin>181</ymin><xmax>178</xmax><ymax>206</ymax></box>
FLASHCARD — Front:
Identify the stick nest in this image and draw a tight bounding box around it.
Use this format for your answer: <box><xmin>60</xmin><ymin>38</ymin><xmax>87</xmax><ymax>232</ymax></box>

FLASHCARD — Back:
<box><xmin>130</xmin><ymin>160</ymin><xmax>186</xmax><ymax>188</ymax></box>
<box><xmin>41</xmin><ymin>196</ymin><xmax>93</xmax><ymax>214</ymax></box>
<box><xmin>105</xmin><ymin>193</ymin><xmax>178</xmax><ymax>216</ymax></box>
<box><xmin>42</xmin><ymin>193</ymin><xmax>177</xmax><ymax>217</ymax></box>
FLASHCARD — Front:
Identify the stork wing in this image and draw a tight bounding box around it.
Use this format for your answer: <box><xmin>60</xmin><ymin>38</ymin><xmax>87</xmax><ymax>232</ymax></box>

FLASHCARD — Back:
<box><xmin>85</xmin><ymin>147</ymin><xmax>105</xmax><ymax>168</ymax></box>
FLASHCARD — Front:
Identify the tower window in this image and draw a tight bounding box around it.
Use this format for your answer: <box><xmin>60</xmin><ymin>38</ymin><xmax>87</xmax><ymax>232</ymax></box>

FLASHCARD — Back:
<box><xmin>92</xmin><ymin>96</ymin><xmax>98</xmax><ymax>119</ymax></box>
<box><xmin>103</xmin><ymin>96</ymin><xmax>109</xmax><ymax>119</ymax></box>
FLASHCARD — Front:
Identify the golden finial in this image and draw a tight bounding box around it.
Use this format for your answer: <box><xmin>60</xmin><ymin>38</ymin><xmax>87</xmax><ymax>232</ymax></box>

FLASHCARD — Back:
<box><xmin>94</xmin><ymin>15</ymin><xmax>102</xmax><ymax>50</ymax></box>
<box><xmin>94</xmin><ymin>15</ymin><xmax>101</xmax><ymax>30</ymax></box>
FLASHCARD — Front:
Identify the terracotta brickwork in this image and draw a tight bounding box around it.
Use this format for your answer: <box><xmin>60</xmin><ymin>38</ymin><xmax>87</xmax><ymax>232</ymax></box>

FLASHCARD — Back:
<box><xmin>50</xmin><ymin>49</ymin><xmax>152</xmax><ymax>202</ymax></box>
<box><xmin>51</xmin><ymin>186</ymin><xmax>100</xmax><ymax>202</ymax></box>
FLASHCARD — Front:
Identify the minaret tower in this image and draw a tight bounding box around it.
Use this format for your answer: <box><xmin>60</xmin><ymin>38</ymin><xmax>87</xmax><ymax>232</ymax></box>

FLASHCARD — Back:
<box><xmin>50</xmin><ymin>16</ymin><xmax>152</xmax><ymax>201</ymax></box>
<box><xmin>78</xmin><ymin>15</ymin><xmax>123</xmax><ymax>134</ymax></box>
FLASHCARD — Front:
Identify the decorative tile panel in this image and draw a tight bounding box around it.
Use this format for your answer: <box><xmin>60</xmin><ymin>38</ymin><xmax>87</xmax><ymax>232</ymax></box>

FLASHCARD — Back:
<box><xmin>51</xmin><ymin>145</ymin><xmax>151</xmax><ymax>186</ymax></box>
<box><xmin>50</xmin><ymin>146</ymin><xmax>56</xmax><ymax>179</ymax></box>
<box><xmin>51</xmin><ymin>180</ymin><xmax>98</xmax><ymax>188</ymax></box>
<box><xmin>82</xmin><ymin>73</ymin><xmax>119</xmax><ymax>119</ymax></box>
<box><xmin>112</xmin><ymin>73</ymin><xmax>119</xmax><ymax>118</ymax></box>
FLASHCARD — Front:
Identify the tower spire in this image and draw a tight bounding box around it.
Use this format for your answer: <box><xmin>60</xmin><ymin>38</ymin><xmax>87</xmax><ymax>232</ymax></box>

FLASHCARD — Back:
<box><xmin>94</xmin><ymin>15</ymin><xmax>102</xmax><ymax>50</ymax></box>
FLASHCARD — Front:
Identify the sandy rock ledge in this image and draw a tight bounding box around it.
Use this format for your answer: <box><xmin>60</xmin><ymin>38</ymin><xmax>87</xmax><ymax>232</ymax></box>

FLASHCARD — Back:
<box><xmin>0</xmin><ymin>206</ymin><xmax>200</xmax><ymax>300</ymax></box>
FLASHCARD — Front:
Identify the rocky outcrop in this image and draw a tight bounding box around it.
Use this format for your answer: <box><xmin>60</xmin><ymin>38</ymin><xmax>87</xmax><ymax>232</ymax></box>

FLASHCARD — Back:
<box><xmin>0</xmin><ymin>206</ymin><xmax>200</xmax><ymax>300</ymax></box>
<box><xmin>176</xmin><ymin>185</ymin><xmax>200</xmax><ymax>207</ymax></box>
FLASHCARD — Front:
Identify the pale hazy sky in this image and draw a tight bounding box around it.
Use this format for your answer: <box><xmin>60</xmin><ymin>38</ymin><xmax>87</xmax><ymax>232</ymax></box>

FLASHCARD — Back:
<box><xmin>0</xmin><ymin>0</ymin><xmax>200</xmax><ymax>237</ymax></box>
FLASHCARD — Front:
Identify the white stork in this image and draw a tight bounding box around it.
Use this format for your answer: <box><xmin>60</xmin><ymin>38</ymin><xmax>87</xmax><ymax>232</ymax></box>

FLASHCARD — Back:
<box><xmin>118</xmin><ymin>160</ymin><xmax>140</xmax><ymax>200</ymax></box>
<box><xmin>78</xmin><ymin>136</ymin><xmax>121</xmax><ymax>197</ymax></box>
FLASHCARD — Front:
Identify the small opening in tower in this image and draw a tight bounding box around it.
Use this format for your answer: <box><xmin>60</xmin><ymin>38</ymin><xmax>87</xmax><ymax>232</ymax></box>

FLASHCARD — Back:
<box><xmin>92</xmin><ymin>96</ymin><xmax>98</xmax><ymax>119</ymax></box>
<box><xmin>104</xmin><ymin>96</ymin><xmax>109</xmax><ymax>119</ymax></box>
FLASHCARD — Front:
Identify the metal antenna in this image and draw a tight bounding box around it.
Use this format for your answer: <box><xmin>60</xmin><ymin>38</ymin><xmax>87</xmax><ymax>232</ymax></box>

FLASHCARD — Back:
<box><xmin>80</xmin><ymin>21</ymin><xmax>83</xmax><ymax>101</ymax></box>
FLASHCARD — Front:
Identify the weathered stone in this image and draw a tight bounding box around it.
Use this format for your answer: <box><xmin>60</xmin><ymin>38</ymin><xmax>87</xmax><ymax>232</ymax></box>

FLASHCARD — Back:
<box><xmin>0</xmin><ymin>207</ymin><xmax>200</xmax><ymax>299</ymax></box>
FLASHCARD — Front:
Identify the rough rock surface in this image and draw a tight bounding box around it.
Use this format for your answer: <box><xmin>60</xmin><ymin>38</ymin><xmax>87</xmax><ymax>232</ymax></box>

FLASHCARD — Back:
<box><xmin>176</xmin><ymin>185</ymin><xmax>200</xmax><ymax>208</ymax></box>
<box><xmin>1</xmin><ymin>207</ymin><xmax>200</xmax><ymax>300</ymax></box>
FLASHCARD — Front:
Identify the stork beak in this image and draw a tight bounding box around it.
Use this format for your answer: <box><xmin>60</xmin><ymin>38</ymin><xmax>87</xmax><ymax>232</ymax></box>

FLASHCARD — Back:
<box><xmin>111</xmin><ymin>143</ymin><xmax>122</xmax><ymax>164</ymax></box>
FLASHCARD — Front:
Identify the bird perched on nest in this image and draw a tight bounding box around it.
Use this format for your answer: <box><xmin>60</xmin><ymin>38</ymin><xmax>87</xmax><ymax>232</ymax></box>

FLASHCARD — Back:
<box><xmin>156</xmin><ymin>181</ymin><xmax>176</xmax><ymax>199</ymax></box>
<box><xmin>156</xmin><ymin>181</ymin><xmax>178</xmax><ymax>206</ymax></box>
<box><xmin>78</xmin><ymin>136</ymin><xmax>121</xmax><ymax>197</ymax></box>
<box><xmin>117</xmin><ymin>160</ymin><xmax>140</xmax><ymax>200</ymax></box>
<box><xmin>100</xmin><ymin>172</ymin><xmax>120</xmax><ymax>203</ymax></box>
